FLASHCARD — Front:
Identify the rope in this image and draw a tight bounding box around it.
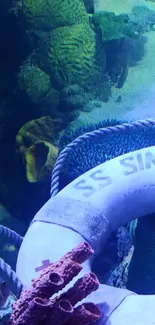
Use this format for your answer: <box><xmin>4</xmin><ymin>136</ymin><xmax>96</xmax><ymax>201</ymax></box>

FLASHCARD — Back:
<box><xmin>0</xmin><ymin>258</ymin><xmax>23</xmax><ymax>298</ymax></box>
<box><xmin>0</xmin><ymin>227</ymin><xmax>23</xmax><ymax>298</ymax></box>
<box><xmin>50</xmin><ymin>118</ymin><xmax>155</xmax><ymax>196</ymax></box>
<box><xmin>0</xmin><ymin>225</ymin><xmax>23</xmax><ymax>247</ymax></box>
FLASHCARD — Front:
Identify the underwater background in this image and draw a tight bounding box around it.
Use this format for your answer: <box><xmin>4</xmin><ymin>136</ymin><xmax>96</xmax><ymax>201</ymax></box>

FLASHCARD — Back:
<box><xmin>1</xmin><ymin>0</ymin><xmax>155</xmax><ymax>321</ymax></box>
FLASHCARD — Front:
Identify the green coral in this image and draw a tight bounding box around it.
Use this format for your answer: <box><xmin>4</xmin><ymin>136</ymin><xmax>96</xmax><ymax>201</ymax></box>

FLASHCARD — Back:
<box><xmin>45</xmin><ymin>23</ymin><xmax>98</xmax><ymax>87</ymax></box>
<box><xmin>22</xmin><ymin>0</ymin><xmax>98</xmax><ymax>92</ymax></box>
<box><xmin>21</xmin><ymin>0</ymin><xmax>99</xmax><ymax>102</ymax></box>
<box><xmin>18</xmin><ymin>62</ymin><xmax>51</xmax><ymax>102</ymax></box>
<box><xmin>23</xmin><ymin>0</ymin><xmax>88</xmax><ymax>31</ymax></box>
<box><xmin>130</xmin><ymin>6</ymin><xmax>155</xmax><ymax>33</ymax></box>
<box><xmin>92</xmin><ymin>11</ymin><xmax>140</xmax><ymax>41</ymax></box>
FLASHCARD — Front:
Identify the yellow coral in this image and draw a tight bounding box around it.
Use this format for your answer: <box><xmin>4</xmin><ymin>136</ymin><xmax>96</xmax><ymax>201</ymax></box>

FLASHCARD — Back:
<box><xmin>16</xmin><ymin>116</ymin><xmax>60</xmax><ymax>183</ymax></box>
<box><xmin>16</xmin><ymin>116</ymin><xmax>61</xmax><ymax>155</ymax></box>
<box><xmin>46</xmin><ymin>23</ymin><xmax>98</xmax><ymax>87</ymax></box>
<box><xmin>23</xmin><ymin>0</ymin><xmax>88</xmax><ymax>30</ymax></box>
<box><xmin>25</xmin><ymin>140</ymin><xmax>58</xmax><ymax>182</ymax></box>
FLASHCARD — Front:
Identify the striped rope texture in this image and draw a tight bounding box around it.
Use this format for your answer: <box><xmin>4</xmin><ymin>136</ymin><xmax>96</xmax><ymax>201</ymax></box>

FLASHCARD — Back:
<box><xmin>0</xmin><ymin>258</ymin><xmax>23</xmax><ymax>298</ymax></box>
<box><xmin>50</xmin><ymin>118</ymin><xmax>155</xmax><ymax>196</ymax></box>
<box><xmin>0</xmin><ymin>227</ymin><xmax>23</xmax><ymax>298</ymax></box>
<box><xmin>0</xmin><ymin>225</ymin><xmax>23</xmax><ymax>247</ymax></box>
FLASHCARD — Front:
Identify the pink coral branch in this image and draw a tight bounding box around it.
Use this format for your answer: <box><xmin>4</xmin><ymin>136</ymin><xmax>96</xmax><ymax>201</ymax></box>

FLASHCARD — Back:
<box><xmin>66</xmin><ymin>303</ymin><xmax>102</xmax><ymax>325</ymax></box>
<box><xmin>10</xmin><ymin>241</ymin><xmax>102</xmax><ymax>325</ymax></box>
<box><xmin>43</xmin><ymin>299</ymin><xmax>74</xmax><ymax>325</ymax></box>
<box><xmin>12</xmin><ymin>259</ymin><xmax>82</xmax><ymax>320</ymax></box>
<box><xmin>63</xmin><ymin>241</ymin><xmax>94</xmax><ymax>264</ymax></box>
<box><xmin>57</xmin><ymin>272</ymin><xmax>99</xmax><ymax>306</ymax></box>
<box><xmin>33</xmin><ymin>258</ymin><xmax>83</xmax><ymax>296</ymax></box>
<box><xmin>12</xmin><ymin>297</ymin><xmax>51</xmax><ymax>325</ymax></box>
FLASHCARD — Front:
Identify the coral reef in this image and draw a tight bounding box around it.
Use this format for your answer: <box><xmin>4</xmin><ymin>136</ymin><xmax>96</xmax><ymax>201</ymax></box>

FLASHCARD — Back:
<box><xmin>106</xmin><ymin>246</ymin><xmax>134</xmax><ymax>289</ymax></box>
<box><xmin>19</xmin><ymin>0</ymin><xmax>153</xmax><ymax>118</ymax></box>
<box><xmin>18</xmin><ymin>61</ymin><xmax>51</xmax><ymax>103</ymax></box>
<box><xmin>16</xmin><ymin>116</ymin><xmax>60</xmax><ymax>182</ymax></box>
<box><xmin>2</xmin><ymin>0</ymin><xmax>155</xmax><ymax>303</ymax></box>
<box><xmin>16</xmin><ymin>116</ymin><xmax>60</xmax><ymax>155</ymax></box>
<box><xmin>10</xmin><ymin>241</ymin><xmax>101</xmax><ymax>325</ymax></box>
<box><xmin>40</xmin><ymin>88</ymin><xmax>60</xmax><ymax>118</ymax></box>
<box><xmin>104</xmin><ymin>35</ymin><xmax>146</xmax><ymax>88</ymax></box>
<box><xmin>130</xmin><ymin>6</ymin><xmax>155</xmax><ymax>33</ymax></box>
<box><xmin>88</xmin><ymin>218</ymin><xmax>133</xmax><ymax>288</ymax></box>
<box><xmin>22</xmin><ymin>0</ymin><xmax>88</xmax><ymax>31</ymax></box>
<box><xmin>25</xmin><ymin>140</ymin><xmax>58</xmax><ymax>182</ymax></box>
<box><xmin>92</xmin><ymin>11</ymin><xmax>140</xmax><ymax>42</ymax></box>
<box><xmin>43</xmin><ymin>23</ymin><xmax>98</xmax><ymax>88</ymax></box>
<box><xmin>59</xmin><ymin>84</ymin><xmax>91</xmax><ymax>112</ymax></box>
<box><xmin>19</xmin><ymin>0</ymin><xmax>99</xmax><ymax>117</ymax></box>
<box><xmin>91</xmin><ymin>9</ymin><xmax>147</xmax><ymax>89</ymax></box>
<box><xmin>127</xmin><ymin>214</ymin><xmax>155</xmax><ymax>294</ymax></box>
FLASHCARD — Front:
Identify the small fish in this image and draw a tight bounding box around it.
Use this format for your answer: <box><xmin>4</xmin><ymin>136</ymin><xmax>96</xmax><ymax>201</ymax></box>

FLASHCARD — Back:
<box><xmin>4</xmin><ymin>244</ymin><xmax>16</xmax><ymax>252</ymax></box>
<box><xmin>0</xmin><ymin>281</ymin><xmax>10</xmax><ymax>308</ymax></box>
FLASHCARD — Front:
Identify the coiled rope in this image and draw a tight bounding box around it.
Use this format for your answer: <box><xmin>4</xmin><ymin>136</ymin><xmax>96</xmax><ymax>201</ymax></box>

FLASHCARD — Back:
<box><xmin>0</xmin><ymin>225</ymin><xmax>23</xmax><ymax>247</ymax></box>
<box><xmin>0</xmin><ymin>227</ymin><xmax>23</xmax><ymax>297</ymax></box>
<box><xmin>50</xmin><ymin>118</ymin><xmax>155</xmax><ymax>196</ymax></box>
<box><xmin>0</xmin><ymin>258</ymin><xmax>23</xmax><ymax>297</ymax></box>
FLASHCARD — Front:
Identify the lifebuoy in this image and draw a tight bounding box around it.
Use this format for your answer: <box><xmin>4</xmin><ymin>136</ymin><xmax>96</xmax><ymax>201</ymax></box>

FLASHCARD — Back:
<box><xmin>16</xmin><ymin>145</ymin><xmax>155</xmax><ymax>288</ymax></box>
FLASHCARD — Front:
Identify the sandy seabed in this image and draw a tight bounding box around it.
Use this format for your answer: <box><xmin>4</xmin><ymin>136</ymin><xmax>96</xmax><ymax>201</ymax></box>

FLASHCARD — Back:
<box><xmin>70</xmin><ymin>30</ymin><xmax>155</xmax><ymax>128</ymax></box>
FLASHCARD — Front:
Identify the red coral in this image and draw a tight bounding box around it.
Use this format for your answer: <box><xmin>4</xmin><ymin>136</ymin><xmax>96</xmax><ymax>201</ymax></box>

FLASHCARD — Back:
<box><xmin>10</xmin><ymin>241</ymin><xmax>101</xmax><ymax>325</ymax></box>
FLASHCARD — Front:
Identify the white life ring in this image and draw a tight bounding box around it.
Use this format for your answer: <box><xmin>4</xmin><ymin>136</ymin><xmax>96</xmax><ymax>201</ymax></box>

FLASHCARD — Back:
<box><xmin>16</xmin><ymin>145</ymin><xmax>155</xmax><ymax>289</ymax></box>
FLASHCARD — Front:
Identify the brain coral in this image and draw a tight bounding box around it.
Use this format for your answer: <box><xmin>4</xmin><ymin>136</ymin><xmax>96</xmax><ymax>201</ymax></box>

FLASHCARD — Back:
<box><xmin>45</xmin><ymin>23</ymin><xmax>98</xmax><ymax>87</ymax></box>
<box><xmin>23</xmin><ymin>0</ymin><xmax>88</xmax><ymax>31</ymax></box>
